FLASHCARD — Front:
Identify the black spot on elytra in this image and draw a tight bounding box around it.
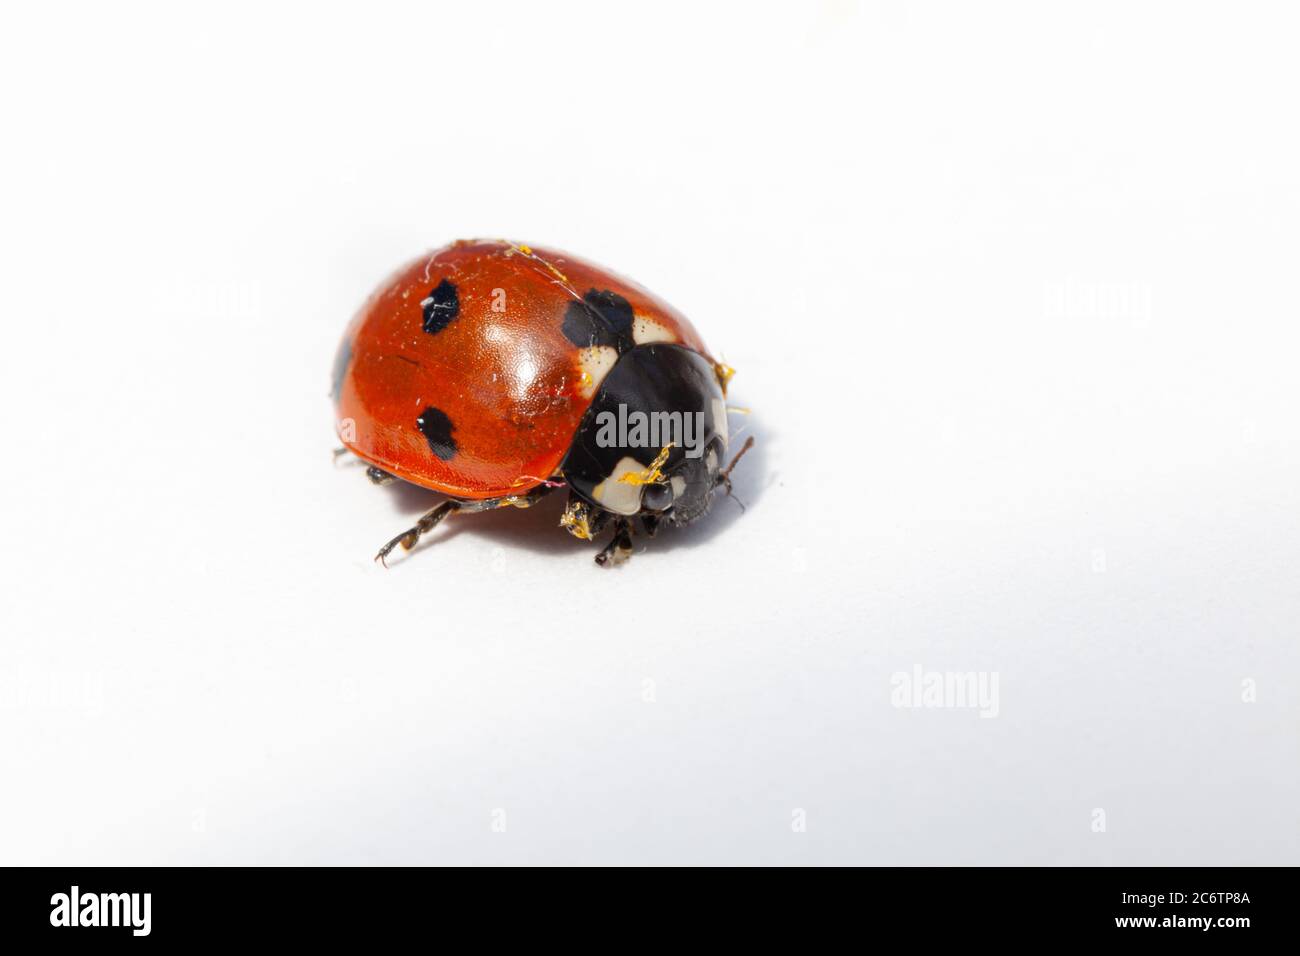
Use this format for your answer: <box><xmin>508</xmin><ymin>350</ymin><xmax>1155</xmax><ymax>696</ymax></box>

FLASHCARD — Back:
<box><xmin>330</xmin><ymin>337</ymin><xmax>352</xmax><ymax>403</ymax></box>
<box><xmin>562</xmin><ymin>289</ymin><xmax>635</xmax><ymax>353</ymax></box>
<box><xmin>416</xmin><ymin>406</ymin><xmax>457</xmax><ymax>460</ymax></box>
<box><xmin>421</xmin><ymin>278</ymin><xmax>459</xmax><ymax>334</ymax></box>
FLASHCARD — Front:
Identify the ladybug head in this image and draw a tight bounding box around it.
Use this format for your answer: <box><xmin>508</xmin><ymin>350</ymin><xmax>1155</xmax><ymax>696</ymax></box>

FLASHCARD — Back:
<box><xmin>561</xmin><ymin>344</ymin><xmax>729</xmax><ymax>527</ymax></box>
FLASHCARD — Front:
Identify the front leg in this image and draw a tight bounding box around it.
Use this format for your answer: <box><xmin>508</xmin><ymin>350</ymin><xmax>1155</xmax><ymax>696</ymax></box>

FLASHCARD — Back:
<box><xmin>594</xmin><ymin>517</ymin><xmax>634</xmax><ymax>567</ymax></box>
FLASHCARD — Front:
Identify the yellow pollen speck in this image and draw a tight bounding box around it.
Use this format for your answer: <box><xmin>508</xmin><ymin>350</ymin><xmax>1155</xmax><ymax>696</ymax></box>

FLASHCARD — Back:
<box><xmin>494</xmin><ymin>495</ymin><xmax>531</xmax><ymax>509</ymax></box>
<box><xmin>501</xmin><ymin>239</ymin><xmax>569</xmax><ymax>283</ymax></box>
<box><xmin>559</xmin><ymin>500</ymin><xmax>593</xmax><ymax>540</ymax></box>
<box><xmin>618</xmin><ymin>443</ymin><xmax>673</xmax><ymax>486</ymax></box>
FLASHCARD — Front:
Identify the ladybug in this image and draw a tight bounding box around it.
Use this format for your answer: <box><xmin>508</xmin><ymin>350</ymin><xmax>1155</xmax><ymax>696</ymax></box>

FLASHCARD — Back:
<box><xmin>332</xmin><ymin>239</ymin><xmax>753</xmax><ymax>567</ymax></box>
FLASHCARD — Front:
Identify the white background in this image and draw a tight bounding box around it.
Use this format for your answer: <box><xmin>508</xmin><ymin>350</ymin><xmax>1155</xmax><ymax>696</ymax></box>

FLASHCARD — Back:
<box><xmin>2</xmin><ymin>1</ymin><xmax>1297</xmax><ymax>865</ymax></box>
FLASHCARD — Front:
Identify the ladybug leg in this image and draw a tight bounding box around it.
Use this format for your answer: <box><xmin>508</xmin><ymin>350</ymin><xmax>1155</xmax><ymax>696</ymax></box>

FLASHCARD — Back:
<box><xmin>366</xmin><ymin>466</ymin><xmax>396</xmax><ymax>486</ymax></box>
<box><xmin>594</xmin><ymin>518</ymin><xmax>635</xmax><ymax>567</ymax></box>
<box><xmin>374</xmin><ymin>500</ymin><xmax>459</xmax><ymax>567</ymax></box>
<box><xmin>373</xmin><ymin>485</ymin><xmax>555</xmax><ymax>567</ymax></box>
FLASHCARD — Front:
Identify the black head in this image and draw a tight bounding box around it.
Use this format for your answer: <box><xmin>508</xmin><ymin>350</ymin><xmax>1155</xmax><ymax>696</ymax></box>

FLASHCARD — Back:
<box><xmin>562</xmin><ymin>344</ymin><xmax>728</xmax><ymax>527</ymax></box>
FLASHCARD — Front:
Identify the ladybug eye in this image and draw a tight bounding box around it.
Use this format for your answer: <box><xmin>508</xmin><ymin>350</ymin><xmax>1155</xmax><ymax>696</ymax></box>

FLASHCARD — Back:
<box><xmin>641</xmin><ymin>482</ymin><xmax>674</xmax><ymax>512</ymax></box>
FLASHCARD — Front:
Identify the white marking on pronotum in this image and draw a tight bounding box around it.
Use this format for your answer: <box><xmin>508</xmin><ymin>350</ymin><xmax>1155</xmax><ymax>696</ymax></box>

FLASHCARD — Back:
<box><xmin>576</xmin><ymin>345</ymin><xmax>619</xmax><ymax>398</ymax></box>
<box><xmin>592</xmin><ymin>457</ymin><xmax>650</xmax><ymax>515</ymax></box>
<box><xmin>711</xmin><ymin>398</ymin><xmax>729</xmax><ymax>448</ymax></box>
<box><xmin>670</xmin><ymin>476</ymin><xmax>686</xmax><ymax>499</ymax></box>
<box><xmin>632</xmin><ymin>314</ymin><xmax>677</xmax><ymax>345</ymax></box>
